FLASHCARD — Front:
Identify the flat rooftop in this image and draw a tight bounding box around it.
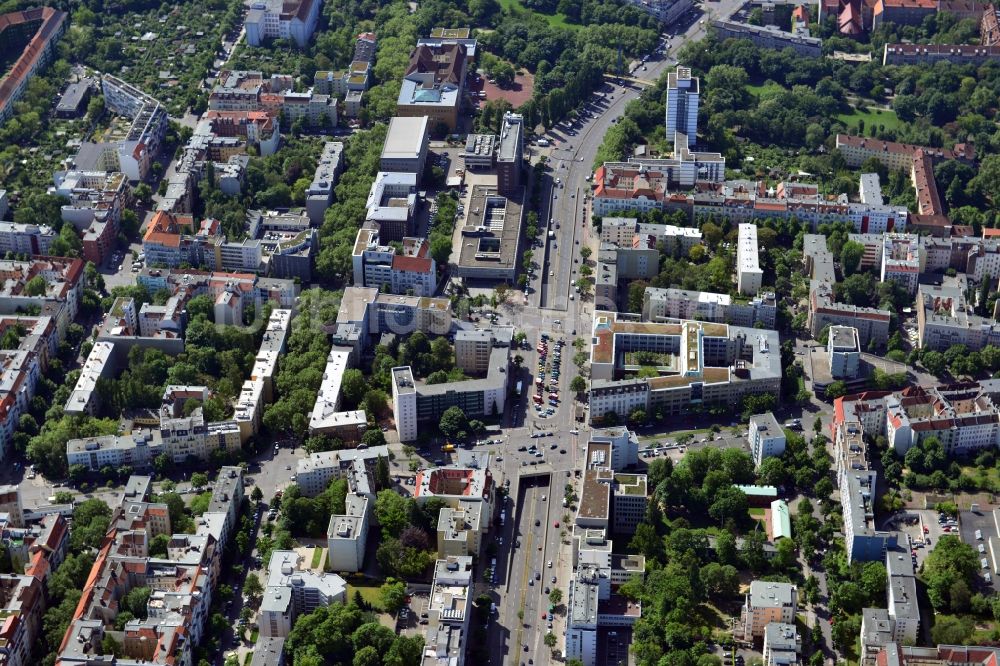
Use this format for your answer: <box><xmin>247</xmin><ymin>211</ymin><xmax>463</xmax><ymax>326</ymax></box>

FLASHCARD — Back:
<box><xmin>455</xmin><ymin>184</ymin><xmax>524</xmax><ymax>275</ymax></box>
<box><xmin>382</xmin><ymin>116</ymin><xmax>428</xmax><ymax>160</ymax></box>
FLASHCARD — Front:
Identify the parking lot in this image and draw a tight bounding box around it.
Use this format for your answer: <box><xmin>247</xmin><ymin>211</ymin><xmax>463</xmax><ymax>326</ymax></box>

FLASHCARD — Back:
<box><xmin>958</xmin><ymin>509</ymin><xmax>1000</xmax><ymax>591</ymax></box>
<box><xmin>395</xmin><ymin>590</ymin><xmax>431</xmax><ymax>637</ymax></box>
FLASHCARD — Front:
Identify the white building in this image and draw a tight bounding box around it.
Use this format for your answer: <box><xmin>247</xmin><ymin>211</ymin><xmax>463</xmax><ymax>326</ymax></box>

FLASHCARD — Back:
<box><xmin>392</xmin><ymin>366</ymin><xmax>419</xmax><ymax>443</ymax></box>
<box><xmin>421</xmin><ymin>556</ymin><xmax>474</xmax><ymax>666</ymax></box>
<box><xmin>829</xmin><ymin>325</ymin><xmax>861</xmax><ymax>379</ymax></box>
<box><xmin>380</xmin><ymin>116</ymin><xmax>429</xmax><ymax>178</ymax></box>
<box><xmin>327</xmin><ymin>494</ymin><xmax>369</xmax><ymax>573</ymax></box>
<box><xmin>749</xmin><ymin>412</ymin><xmax>786</xmax><ymax>468</ymax></box>
<box><xmin>642</xmin><ymin>287</ymin><xmax>777</xmax><ymax>329</ymax></box>
<box><xmin>665</xmin><ymin>66</ymin><xmax>699</xmax><ymax>143</ymax></box>
<box><xmin>245</xmin><ymin>0</ymin><xmax>321</xmax><ymax>47</ymax></box>
<box><xmin>737</xmin><ymin>223</ymin><xmax>763</xmax><ymax>295</ymax></box>
<box><xmin>259</xmin><ymin>550</ymin><xmax>346</xmax><ymax>638</ymax></box>
<box><xmin>763</xmin><ymin>622</ymin><xmax>801</xmax><ymax>666</ymax></box>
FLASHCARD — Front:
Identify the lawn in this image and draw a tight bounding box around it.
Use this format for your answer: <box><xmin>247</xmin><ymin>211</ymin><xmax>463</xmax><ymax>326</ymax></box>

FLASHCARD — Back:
<box><xmin>310</xmin><ymin>547</ymin><xmax>325</xmax><ymax>569</ymax></box>
<box><xmin>836</xmin><ymin>106</ymin><xmax>904</xmax><ymax>133</ymax></box>
<box><xmin>347</xmin><ymin>582</ymin><xmax>384</xmax><ymax>610</ymax></box>
<box><xmin>749</xmin><ymin>507</ymin><xmax>766</xmax><ymax>519</ymax></box>
<box><xmin>495</xmin><ymin>0</ymin><xmax>580</xmax><ymax>29</ymax></box>
<box><xmin>746</xmin><ymin>81</ymin><xmax>787</xmax><ymax>97</ymax></box>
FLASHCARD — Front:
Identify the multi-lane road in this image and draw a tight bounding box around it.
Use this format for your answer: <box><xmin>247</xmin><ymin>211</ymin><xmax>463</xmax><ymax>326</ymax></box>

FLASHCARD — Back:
<box><xmin>479</xmin><ymin>9</ymin><xmax>756</xmax><ymax>664</ymax></box>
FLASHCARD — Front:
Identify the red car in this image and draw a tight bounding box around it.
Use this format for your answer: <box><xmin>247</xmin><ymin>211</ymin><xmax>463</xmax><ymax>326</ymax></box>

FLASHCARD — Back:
<box><xmin>553</xmin><ymin>521</ymin><xmax>560</xmax><ymax>528</ymax></box>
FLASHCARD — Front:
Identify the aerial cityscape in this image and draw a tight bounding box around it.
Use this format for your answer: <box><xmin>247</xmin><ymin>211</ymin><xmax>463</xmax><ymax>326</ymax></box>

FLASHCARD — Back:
<box><xmin>1</xmin><ymin>0</ymin><xmax>1000</xmax><ymax>665</ymax></box>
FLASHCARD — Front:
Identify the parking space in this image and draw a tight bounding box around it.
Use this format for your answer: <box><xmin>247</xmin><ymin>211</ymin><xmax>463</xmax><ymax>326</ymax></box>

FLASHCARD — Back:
<box><xmin>885</xmin><ymin>509</ymin><xmax>943</xmax><ymax>570</ymax></box>
<box><xmin>395</xmin><ymin>591</ymin><xmax>430</xmax><ymax>636</ymax></box>
<box><xmin>958</xmin><ymin>509</ymin><xmax>1000</xmax><ymax>590</ymax></box>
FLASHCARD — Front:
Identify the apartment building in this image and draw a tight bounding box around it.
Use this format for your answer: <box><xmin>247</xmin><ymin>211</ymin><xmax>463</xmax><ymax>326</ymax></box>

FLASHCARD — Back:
<box><xmin>380</xmin><ymin>116</ymin><xmax>429</xmax><ymax>178</ymax></box>
<box><xmin>245</xmin><ymin>0</ymin><xmax>321</xmax><ymax>47</ymax></box>
<box><xmin>51</xmin><ymin>170</ymin><xmax>132</xmax><ymax>265</ymax></box>
<box><xmin>643</xmin><ymin>287</ymin><xmax>777</xmax><ymax>329</ymax></box>
<box><xmin>421</xmin><ymin>556</ymin><xmax>473</xmax><ymax>666</ymax></box>
<box><xmin>592</xmin><ymin>145</ymin><xmax>725</xmax><ymax>216</ymax></box>
<box><xmin>665</xmin><ymin>66</ymin><xmax>699</xmax><ymax>141</ymax></box>
<box><xmin>295</xmin><ymin>446</ymin><xmax>389</xmax><ymax>497</ymax></box>
<box><xmin>0</xmin><ymin>8</ymin><xmax>68</xmax><ymax>124</ymax></box>
<box><xmin>308</xmin><ymin>348</ymin><xmax>368</xmax><ymax>442</ymax></box>
<box><xmin>397</xmin><ymin>43</ymin><xmax>466</xmax><ymax>130</ymax></box>
<box><xmin>711</xmin><ymin>19</ymin><xmax>822</xmax><ymax>55</ymax></box>
<box><xmin>588</xmin><ymin>315</ymin><xmax>781</xmax><ymax>422</ymax></box>
<box><xmin>259</xmin><ymin>550</ymin><xmax>346</xmax><ymax>638</ymax></box>
<box><xmin>305</xmin><ymin>142</ymin><xmax>344</xmax><ymax>224</ymax></box>
<box><xmin>917</xmin><ymin>283</ymin><xmax>1000</xmax><ymax>352</ymax></box>
<box><xmin>737</xmin><ymin>223</ymin><xmax>764</xmax><ymax>295</ymax></box>
<box><xmin>804</xmin><ymin>234</ymin><xmax>891</xmax><ymax>348</ymax></box>
<box><xmin>763</xmin><ymin>622</ymin><xmax>802</xmax><ymax>666</ymax></box>
<box><xmin>351</xmin><ymin>226</ymin><xmax>436</xmax><ymax>296</ymax></box>
<box><xmin>391</xmin><ymin>332</ymin><xmax>510</xmax><ymax>439</ymax></box>
<box><xmin>829</xmin><ymin>325</ymin><xmax>861</xmax><ymax>379</ymax></box>
<box><xmin>331</xmin><ymin>287</ymin><xmax>451</xmax><ymax>363</ymax></box>
<box><xmin>599</xmin><ymin>217</ymin><xmax>702</xmax><ymax>252</ymax></box>
<box><xmin>836</xmin><ymin>134</ymin><xmax>975</xmax><ymax>170</ymax></box>
<box><xmin>209</xmin><ymin>70</ymin><xmax>334</xmax><ymax>126</ymax></box>
<box><xmin>886</xmin><ymin>550</ymin><xmax>920</xmax><ymax>644</ymax></box>
<box><xmin>881</xmin><ymin>233</ymin><xmax>921</xmax><ymax>293</ymax></box>
<box><xmin>98</xmin><ymin>75</ymin><xmax>168</xmax><ymax>181</ymax></box>
<box><xmin>693</xmin><ymin>177</ymin><xmax>908</xmax><ymax>234</ymax></box>
<box><xmin>741</xmin><ymin>581</ymin><xmax>798</xmax><ymax>638</ymax></box>
<box><xmin>749</xmin><ymin>412</ymin><xmax>786</xmax><ymax>468</ymax></box>
<box><xmin>58</xmin><ymin>471</ymin><xmax>243</xmax><ymax>666</ymax></box>
<box><xmin>436</xmin><ymin>504</ymin><xmax>483</xmax><ymax>557</ymax></box>
<box><xmin>0</xmin><ymin>222</ymin><xmax>54</xmax><ymax>257</ymax></box>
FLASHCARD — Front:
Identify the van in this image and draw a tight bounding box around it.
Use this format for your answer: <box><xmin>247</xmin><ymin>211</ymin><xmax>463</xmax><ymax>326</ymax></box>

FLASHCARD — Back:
<box><xmin>979</xmin><ymin>544</ymin><xmax>987</xmax><ymax>554</ymax></box>
<box><xmin>982</xmin><ymin>558</ymin><xmax>990</xmax><ymax>570</ymax></box>
<box><xmin>976</xmin><ymin>529</ymin><xmax>983</xmax><ymax>540</ymax></box>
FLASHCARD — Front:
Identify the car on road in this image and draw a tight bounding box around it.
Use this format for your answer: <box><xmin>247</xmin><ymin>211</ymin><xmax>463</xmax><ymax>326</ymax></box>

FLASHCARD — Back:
<box><xmin>554</xmin><ymin>521</ymin><xmax>560</xmax><ymax>528</ymax></box>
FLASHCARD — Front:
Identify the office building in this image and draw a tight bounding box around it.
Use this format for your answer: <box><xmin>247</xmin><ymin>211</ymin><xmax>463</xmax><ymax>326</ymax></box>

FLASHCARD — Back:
<box><xmin>365</xmin><ymin>172</ymin><xmax>418</xmax><ymax>242</ymax></box>
<box><xmin>461</xmin><ymin>133</ymin><xmax>496</xmax><ymax>169</ymax></box>
<box><xmin>589</xmin><ymin>426</ymin><xmax>640</xmax><ymax>470</ymax></box>
<box><xmin>245</xmin><ymin>0</ymin><xmax>321</xmax><ymax>47</ymax></box>
<box><xmin>497</xmin><ymin>111</ymin><xmax>523</xmax><ymax>195</ymax></box>
<box><xmin>665</xmin><ymin>66</ymin><xmax>699</xmax><ymax>142</ymax></box>
<box><xmin>749</xmin><ymin>412</ymin><xmax>785</xmax><ymax>468</ymax></box>
<box><xmin>452</xmin><ymin>184</ymin><xmax>525</xmax><ymax>281</ymax></box>
<box><xmin>397</xmin><ymin>43</ymin><xmax>466</xmax><ymax>130</ymax></box>
<box><xmin>611</xmin><ymin>474</ymin><xmax>647</xmax><ymax>535</ymax></box>
<box><xmin>259</xmin><ymin>550</ymin><xmax>346</xmax><ymax>638</ymax></box>
<box><xmin>741</xmin><ymin>581</ymin><xmax>798</xmax><ymax>639</ymax></box>
<box><xmin>380</xmin><ymin>116</ymin><xmax>429</xmax><ymax>178</ymax></box>
<box><xmin>588</xmin><ymin>314</ymin><xmax>781</xmax><ymax>423</ymax></box>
